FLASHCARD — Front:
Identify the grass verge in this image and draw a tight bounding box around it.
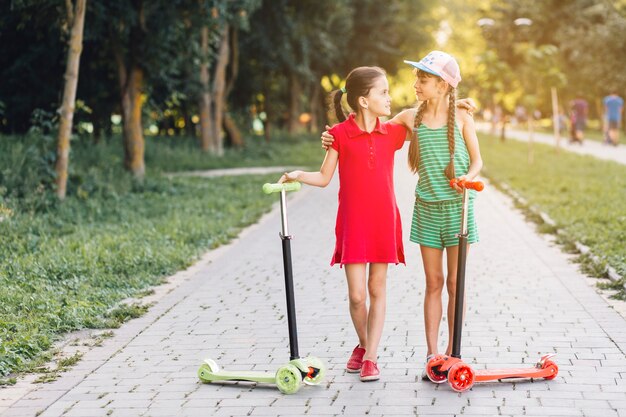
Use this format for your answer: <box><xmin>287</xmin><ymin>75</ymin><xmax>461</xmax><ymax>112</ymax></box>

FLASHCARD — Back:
<box><xmin>0</xmin><ymin>132</ymin><xmax>323</xmax><ymax>379</ymax></box>
<box><xmin>480</xmin><ymin>133</ymin><xmax>626</xmax><ymax>298</ymax></box>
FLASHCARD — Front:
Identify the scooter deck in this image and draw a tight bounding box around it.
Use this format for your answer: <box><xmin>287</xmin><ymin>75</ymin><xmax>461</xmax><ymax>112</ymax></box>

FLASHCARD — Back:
<box><xmin>474</xmin><ymin>367</ymin><xmax>553</xmax><ymax>382</ymax></box>
<box><xmin>198</xmin><ymin>369</ymin><xmax>276</xmax><ymax>384</ymax></box>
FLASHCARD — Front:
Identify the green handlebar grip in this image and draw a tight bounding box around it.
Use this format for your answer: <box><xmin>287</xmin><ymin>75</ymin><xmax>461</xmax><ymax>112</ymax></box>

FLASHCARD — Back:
<box><xmin>262</xmin><ymin>182</ymin><xmax>302</xmax><ymax>194</ymax></box>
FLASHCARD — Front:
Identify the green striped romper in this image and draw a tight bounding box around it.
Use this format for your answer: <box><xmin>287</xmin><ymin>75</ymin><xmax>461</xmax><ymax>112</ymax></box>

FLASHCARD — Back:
<box><xmin>409</xmin><ymin>122</ymin><xmax>479</xmax><ymax>249</ymax></box>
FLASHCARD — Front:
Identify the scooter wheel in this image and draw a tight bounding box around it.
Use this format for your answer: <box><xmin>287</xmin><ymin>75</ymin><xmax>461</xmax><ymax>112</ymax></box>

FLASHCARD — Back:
<box><xmin>542</xmin><ymin>360</ymin><xmax>559</xmax><ymax>380</ymax></box>
<box><xmin>303</xmin><ymin>356</ymin><xmax>326</xmax><ymax>385</ymax></box>
<box><xmin>448</xmin><ymin>363</ymin><xmax>475</xmax><ymax>392</ymax></box>
<box><xmin>198</xmin><ymin>359</ymin><xmax>219</xmax><ymax>383</ymax></box>
<box><xmin>275</xmin><ymin>364</ymin><xmax>303</xmax><ymax>394</ymax></box>
<box><xmin>426</xmin><ymin>355</ymin><xmax>448</xmax><ymax>384</ymax></box>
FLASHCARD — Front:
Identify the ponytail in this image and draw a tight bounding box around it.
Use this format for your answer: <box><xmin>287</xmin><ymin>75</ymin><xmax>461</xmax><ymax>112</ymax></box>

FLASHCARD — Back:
<box><xmin>330</xmin><ymin>89</ymin><xmax>347</xmax><ymax>122</ymax></box>
<box><xmin>407</xmin><ymin>101</ymin><xmax>428</xmax><ymax>174</ymax></box>
<box><xmin>443</xmin><ymin>87</ymin><xmax>457</xmax><ymax>181</ymax></box>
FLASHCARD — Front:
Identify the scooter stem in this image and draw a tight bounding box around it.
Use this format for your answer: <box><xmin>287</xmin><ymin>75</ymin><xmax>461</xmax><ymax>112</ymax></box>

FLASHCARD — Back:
<box><xmin>451</xmin><ymin>187</ymin><xmax>470</xmax><ymax>359</ymax></box>
<box><xmin>279</xmin><ymin>189</ymin><xmax>300</xmax><ymax>360</ymax></box>
<box><xmin>280</xmin><ymin>189</ymin><xmax>290</xmax><ymax>236</ymax></box>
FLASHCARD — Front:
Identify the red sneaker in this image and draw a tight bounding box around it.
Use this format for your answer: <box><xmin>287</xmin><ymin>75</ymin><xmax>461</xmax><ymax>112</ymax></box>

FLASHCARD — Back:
<box><xmin>360</xmin><ymin>360</ymin><xmax>380</xmax><ymax>381</ymax></box>
<box><xmin>346</xmin><ymin>345</ymin><xmax>366</xmax><ymax>373</ymax></box>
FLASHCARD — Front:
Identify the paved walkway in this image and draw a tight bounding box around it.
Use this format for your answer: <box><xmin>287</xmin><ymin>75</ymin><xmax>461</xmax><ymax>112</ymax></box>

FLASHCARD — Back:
<box><xmin>478</xmin><ymin>124</ymin><xmax>626</xmax><ymax>165</ymax></box>
<box><xmin>3</xmin><ymin>146</ymin><xmax>626</xmax><ymax>417</ymax></box>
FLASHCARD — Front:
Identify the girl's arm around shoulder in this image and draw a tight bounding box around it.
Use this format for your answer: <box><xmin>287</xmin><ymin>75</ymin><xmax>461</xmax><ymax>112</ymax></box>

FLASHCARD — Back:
<box><xmin>279</xmin><ymin>148</ymin><xmax>339</xmax><ymax>187</ymax></box>
<box><xmin>389</xmin><ymin>108</ymin><xmax>417</xmax><ymax>140</ymax></box>
<box><xmin>458</xmin><ymin>109</ymin><xmax>483</xmax><ymax>180</ymax></box>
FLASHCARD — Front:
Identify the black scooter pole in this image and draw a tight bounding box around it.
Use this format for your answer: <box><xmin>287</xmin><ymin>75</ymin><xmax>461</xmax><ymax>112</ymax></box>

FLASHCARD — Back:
<box><xmin>279</xmin><ymin>189</ymin><xmax>300</xmax><ymax>360</ymax></box>
<box><xmin>451</xmin><ymin>187</ymin><xmax>470</xmax><ymax>359</ymax></box>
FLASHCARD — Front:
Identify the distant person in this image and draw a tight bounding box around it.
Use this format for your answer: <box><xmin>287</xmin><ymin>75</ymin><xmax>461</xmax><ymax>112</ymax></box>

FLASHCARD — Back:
<box><xmin>570</xmin><ymin>94</ymin><xmax>588</xmax><ymax>145</ymax></box>
<box><xmin>514</xmin><ymin>105</ymin><xmax>527</xmax><ymax>125</ymax></box>
<box><xmin>603</xmin><ymin>91</ymin><xmax>623</xmax><ymax>146</ymax></box>
<box><xmin>556</xmin><ymin>107</ymin><xmax>568</xmax><ymax>135</ymax></box>
<box><xmin>568</xmin><ymin>107</ymin><xmax>577</xmax><ymax>143</ymax></box>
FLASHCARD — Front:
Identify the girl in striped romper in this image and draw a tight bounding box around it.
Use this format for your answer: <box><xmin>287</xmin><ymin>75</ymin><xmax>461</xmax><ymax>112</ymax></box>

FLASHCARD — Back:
<box><xmin>403</xmin><ymin>51</ymin><xmax>483</xmax><ymax>379</ymax></box>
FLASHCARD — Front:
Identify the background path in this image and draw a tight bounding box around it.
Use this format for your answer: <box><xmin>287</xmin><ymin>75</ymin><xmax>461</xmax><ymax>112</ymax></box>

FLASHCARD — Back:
<box><xmin>477</xmin><ymin>123</ymin><xmax>626</xmax><ymax>165</ymax></box>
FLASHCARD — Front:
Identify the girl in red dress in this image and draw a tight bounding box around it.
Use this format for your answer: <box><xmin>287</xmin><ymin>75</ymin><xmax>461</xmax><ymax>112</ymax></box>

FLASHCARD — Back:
<box><xmin>279</xmin><ymin>66</ymin><xmax>409</xmax><ymax>381</ymax></box>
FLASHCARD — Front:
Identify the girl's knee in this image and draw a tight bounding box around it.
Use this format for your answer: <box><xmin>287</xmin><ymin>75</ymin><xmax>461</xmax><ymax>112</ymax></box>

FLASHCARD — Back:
<box><xmin>349</xmin><ymin>290</ymin><xmax>367</xmax><ymax>307</ymax></box>
<box><xmin>425</xmin><ymin>276</ymin><xmax>445</xmax><ymax>294</ymax></box>
<box><xmin>446</xmin><ymin>282</ymin><xmax>457</xmax><ymax>294</ymax></box>
<box><xmin>446</xmin><ymin>278</ymin><xmax>457</xmax><ymax>297</ymax></box>
<box><xmin>368</xmin><ymin>282</ymin><xmax>386</xmax><ymax>300</ymax></box>
<box><xmin>367</xmin><ymin>268</ymin><xmax>387</xmax><ymax>299</ymax></box>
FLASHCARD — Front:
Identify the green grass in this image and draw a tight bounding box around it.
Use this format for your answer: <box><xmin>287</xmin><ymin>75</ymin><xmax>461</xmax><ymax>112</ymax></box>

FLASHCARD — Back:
<box><xmin>145</xmin><ymin>132</ymin><xmax>326</xmax><ymax>171</ymax></box>
<box><xmin>0</xmin><ymin>131</ymin><xmax>323</xmax><ymax>379</ymax></box>
<box><xmin>480</xmin><ymin>133</ymin><xmax>626</xmax><ymax>291</ymax></box>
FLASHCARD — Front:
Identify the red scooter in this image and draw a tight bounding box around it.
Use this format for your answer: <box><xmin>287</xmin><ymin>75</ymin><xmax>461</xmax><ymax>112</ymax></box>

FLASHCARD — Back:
<box><xmin>424</xmin><ymin>179</ymin><xmax>558</xmax><ymax>392</ymax></box>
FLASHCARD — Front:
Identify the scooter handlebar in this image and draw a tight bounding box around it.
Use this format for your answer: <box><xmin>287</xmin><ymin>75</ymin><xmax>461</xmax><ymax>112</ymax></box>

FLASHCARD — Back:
<box><xmin>262</xmin><ymin>182</ymin><xmax>302</xmax><ymax>194</ymax></box>
<box><xmin>449</xmin><ymin>178</ymin><xmax>484</xmax><ymax>192</ymax></box>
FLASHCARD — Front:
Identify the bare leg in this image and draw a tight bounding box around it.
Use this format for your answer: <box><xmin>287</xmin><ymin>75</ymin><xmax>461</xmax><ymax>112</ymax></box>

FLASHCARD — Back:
<box><xmin>421</xmin><ymin>246</ymin><xmax>445</xmax><ymax>356</ymax></box>
<box><xmin>345</xmin><ymin>263</ymin><xmax>368</xmax><ymax>348</ymax></box>
<box><xmin>363</xmin><ymin>263</ymin><xmax>388</xmax><ymax>362</ymax></box>
<box><xmin>610</xmin><ymin>128</ymin><xmax>619</xmax><ymax>145</ymax></box>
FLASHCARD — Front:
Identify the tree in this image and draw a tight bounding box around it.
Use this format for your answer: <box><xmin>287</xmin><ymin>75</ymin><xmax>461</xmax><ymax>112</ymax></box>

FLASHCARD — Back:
<box><xmin>474</xmin><ymin>0</ymin><xmax>626</xmax><ymax>119</ymax></box>
<box><xmin>100</xmin><ymin>0</ymin><xmax>192</xmax><ymax>177</ymax></box>
<box><xmin>196</xmin><ymin>1</ymin><xmax>258</xmax><ymax>154</ymax></box>
<box><xmin>234</xmin><ymin>0</ymin><xmax>433</xmax><ymax>139</ymax></box>
<box><xmin>55</xmin><ymin>0</ymin><xmax>87</xmax><ymax>199</ymax></box>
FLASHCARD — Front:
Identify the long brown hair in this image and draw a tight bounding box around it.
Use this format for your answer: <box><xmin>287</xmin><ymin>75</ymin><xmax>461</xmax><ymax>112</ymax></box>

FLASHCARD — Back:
<box><xmin>329</xmin><ymin>66</ymin><xmax>386</xmax><ymax>122</ymax></box>
<box><xmin>407</xmin><ymin>70</ymin><xmax>457</xmax><ymax>180</ymax></box>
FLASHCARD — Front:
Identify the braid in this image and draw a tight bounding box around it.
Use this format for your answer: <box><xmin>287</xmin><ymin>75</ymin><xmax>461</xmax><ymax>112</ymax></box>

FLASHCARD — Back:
<box><xmin>443</xmin><ymin>88</ymin><xmax>457</xmax><ymax>180</ymax></box>
<box><xmin>408</xmin><ymin>101</ymin><xmax>428</xmax><ymax>174</ymax></box>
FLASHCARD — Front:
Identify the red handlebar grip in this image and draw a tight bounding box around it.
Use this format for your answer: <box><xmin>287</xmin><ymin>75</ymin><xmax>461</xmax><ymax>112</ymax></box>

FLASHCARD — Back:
<box><xmin>467</xmin><ymin>181</ymin><xmax>484</xmax><ymax>191</ymax></box>
<box><xmin>449</xmin><ymin>178</ymin><xmax>485</xmax><ymax>192</ymax></box>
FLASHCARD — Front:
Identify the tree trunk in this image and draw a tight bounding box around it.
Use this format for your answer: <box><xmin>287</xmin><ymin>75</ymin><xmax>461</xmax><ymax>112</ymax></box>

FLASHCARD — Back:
<box><xmin>527</xmin><ymin>111</ymin><xmax>534</xmax><ymax>164</ymax></box>
<box><xmin>54</xmin><ymin>0</ymin><xmax>87</xmax><ymax>200</ymax></box>
<box><xmin>264</xmin><ymin>120</ymin><xmax>271</xmax><ymax>143</ymax></box>
<box><xmin>222</xmin><ymin>26</ymin><xmax>243</xmax><ymax>148</ymax></box>
<box><xmin>287</xmin><ymin>72</ymin><xmax>301</xmax><ymax>133</ymax></box>
<box><xmin>92</xmin><ymin>118</ymin><xmax>102</xmax><ymax>144</ymax></box>
<box><xmin>211</xmin><ymin>25</ymin><xmax>229</xmax><ymax>156</ymax></box>
<box><xmin>309</xmin><ymin>80</ymin><xmax>321</xmax><ymax>133</ymax></box>
<box><xmin>198</xmin><ymin>25</ymin><xmax>213</xmax><ymax>152</ymax></box>
<box><xmin>223</xmin><ymin>113</ymin><xmax>242</xmax><ymax>147</ymax></box>
<box><xmin>181</xmin><ymin>102</ymin><xmax>195</xmax><ymax>137</ymax></box>
<box><xmin>263</xmin><ymin>87</ymin><xmax>271</xmax><ymax>143</ymax></box>
<box><xmin>551</xmin><ymin>86</ymin><xmax>560</xmax><ymax>151</ymax></box>
<box><xmin>224</xmin><ymin>26</ymin><xmax>238</xmax><ymax>99</ymax></box>
<box><xmin>121</xmin><ymin>65</ymin><xmax>145</xmax><ymax>178</ymax></box>
<box><xmin>112</xmin><ymin>0</ymin><xmax>145</xmax><ymax>179</ymax></box>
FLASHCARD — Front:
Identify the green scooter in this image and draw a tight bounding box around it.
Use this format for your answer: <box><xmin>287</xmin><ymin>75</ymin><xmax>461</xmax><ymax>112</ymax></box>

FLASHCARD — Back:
<box><xmin>198</xmin><ymin>181</ymin><xmax>326</xmax><ymax>394</ymax></box>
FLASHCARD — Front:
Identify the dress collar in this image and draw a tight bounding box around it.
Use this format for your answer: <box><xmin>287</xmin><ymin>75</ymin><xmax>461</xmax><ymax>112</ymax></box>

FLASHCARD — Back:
<box><xmin>345</xmin><ymin>113</ymin><xmax>387</xmax><ymax>138</ymax></box>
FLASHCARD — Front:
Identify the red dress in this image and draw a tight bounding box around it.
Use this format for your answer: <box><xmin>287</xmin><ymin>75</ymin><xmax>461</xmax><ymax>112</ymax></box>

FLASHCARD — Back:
<box><xmin>329</xmin><ymin>114</ymin><xmax>408</xmax><ymax>266</ymax></box>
